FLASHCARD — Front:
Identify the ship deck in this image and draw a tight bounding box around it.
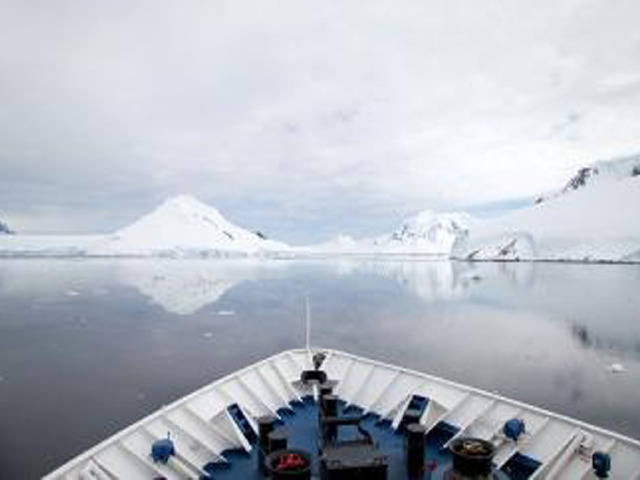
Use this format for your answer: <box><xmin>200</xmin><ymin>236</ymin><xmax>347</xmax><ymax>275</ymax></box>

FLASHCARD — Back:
<box><xmin>43</xmin><ymin>349</ymin><xmax>640</xmax><ymax>479</ymax></box>
<box><xmin>209</xmin><ymin>397</ymin><xmax>538</xmax><ymax>480</ymax></box>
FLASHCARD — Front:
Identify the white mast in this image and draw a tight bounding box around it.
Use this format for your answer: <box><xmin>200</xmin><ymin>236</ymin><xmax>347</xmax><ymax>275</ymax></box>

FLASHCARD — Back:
<box><xmin>305</xmin><ymin>295</ymin><xmax>311</xmax><ymax>351</ymax></box>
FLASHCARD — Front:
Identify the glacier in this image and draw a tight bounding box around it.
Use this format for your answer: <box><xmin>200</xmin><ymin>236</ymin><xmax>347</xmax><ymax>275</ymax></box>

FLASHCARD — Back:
<box><xmin>305</xmin><ymin>210</ymin><xmax>470</xmax><ymax>256</ymax></box>
<box><xmin>453</xmin><ymin>155</ymin><xmax>640</xmax><ymax>263</ymax></box>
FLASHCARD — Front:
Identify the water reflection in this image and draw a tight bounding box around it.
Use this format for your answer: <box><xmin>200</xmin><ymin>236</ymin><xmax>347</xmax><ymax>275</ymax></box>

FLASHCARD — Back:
<box><xmin>117</xmin><ymin>260</ymin><xmax>271</xmax><ymax>315</ymax></box>
<box><xmin>2</xmin><ymin>259</ymin><xmax>637</xmax><ymax>357</ymax></box>
<box><xmin>456</xmin><ymin>262</ymin><xmax>640</xmax><ymax>358</ymax></box>
<box><xmin>1</xmin><ymin>259</ymin><xmax>638</xmax><ymax>358</ymax></box>
<box><xmin>345</xmin><ymin>260</ymin><xmax>468</xmax><ymax>302</ymax></box>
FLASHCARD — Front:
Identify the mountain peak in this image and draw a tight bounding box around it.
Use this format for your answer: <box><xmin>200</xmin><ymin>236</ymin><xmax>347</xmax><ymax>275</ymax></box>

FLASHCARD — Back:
<box><xmin>96</xmin><ymin>195</ymin><xmax>289</xmax><ymax>255</ymax></box>
<box><xmin>158</xmin><ymin>195</ymin><xmax>222</xmax><ymax>216</ymax></box>
<box><xmin>562</xmin><ymin>154</ymin><xmax>640</xmax><ymax>192</ymax></box>
<box><xmin>162</xmin><ymin>194</ymin><xmax>207</xmax><ymax>208</ymax></box>
<box><xmin>308</xmin><ymin>210</ymin><xmax>470</xmax><ymax>255</ymax></box>
<box><xmin>536</xmin><ymin>153</ymin><xmax>640</xmax><ymax>204</ymax></box>
<box><xmin>391</xmin><ymin>210</ymin><xmax>470</xmax><ymax>244</ymax></box>
<box><xmin>152</xmin><ymin>194</ymin><xmax>227</xmax><ymax>222</ymax></box>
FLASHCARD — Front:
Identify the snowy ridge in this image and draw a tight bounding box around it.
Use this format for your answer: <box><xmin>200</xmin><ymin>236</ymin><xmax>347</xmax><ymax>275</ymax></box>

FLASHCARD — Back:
<box><xmin>92</xmin><ymin>195</ymin><xmax>289</xmax><ymax>256</ymax></box>
<box><xmin>454</xmin><ymin>155</ymin><xmax>640</xmax><ymax>263</ymax></box>
<box><xmin>378</xmin><ymin>211</ymin><xmax>470</xmax><ymax>253</ymax></box>
<box><xmin>307</xmin><ymin>211</ymin><xmax>470</xmax><ymax>256</ymax></box>
<box><xmin>0</xmin><ymin>196</ymin><xmax>290</xmax><ymax>257</ymax></box>
<box><xmin>536</xmin><ymin>153</ymin><xmax>640</xmax><ymax>203</ymax></box>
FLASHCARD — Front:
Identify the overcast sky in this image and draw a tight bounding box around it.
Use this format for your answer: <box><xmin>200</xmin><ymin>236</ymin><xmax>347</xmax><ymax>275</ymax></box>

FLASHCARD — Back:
<box><xmin>1</xmin><ymin>0</ymin><xmax>639</xmax><ymax>243</ymax></box>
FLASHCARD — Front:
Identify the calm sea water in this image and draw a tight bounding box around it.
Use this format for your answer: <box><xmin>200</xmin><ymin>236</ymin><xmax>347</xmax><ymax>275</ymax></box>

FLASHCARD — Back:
<box><xmin>0</xmin><ymin>258</ymin><xmax>639</xmax><ymax>478</ymax></box>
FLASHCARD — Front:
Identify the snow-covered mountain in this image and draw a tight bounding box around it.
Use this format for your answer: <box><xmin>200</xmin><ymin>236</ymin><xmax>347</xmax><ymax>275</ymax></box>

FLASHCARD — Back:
<box><xmin>378</xmin><ymin>211</ymin><xmax>470</xmax><ymax>253</ymax></box>
<box><xmin>535</xmin><ymin>153</ymin><xmax>640</xmax><ymax>204</ymax></box>
<box><xmin>367</xmin><ymin>211</ymin><xmax>470</xmax><ymax>255</ymax></box>
<box><xmin>0</xmin><ymin>219</ymin><xmax>14</xmax><ymax>234</ymax></box>
<box><xmin>307</xmin><ymin>211</ymin><xmax>470</xmax><ymax>256</ymax></box>
<box><xmin>92</xmin><ymin>195</ymin><xmax>289</xmax><ymax>256</ymax></box>
<box><xmin>0</xmin><ymin>196</ymin><xmax>290</xmax><ymax>257</ymax></box>
<box><xmin>454</xmin><ymin>154</ymin><xmax>640</xmax><ymax>263</ymax></box>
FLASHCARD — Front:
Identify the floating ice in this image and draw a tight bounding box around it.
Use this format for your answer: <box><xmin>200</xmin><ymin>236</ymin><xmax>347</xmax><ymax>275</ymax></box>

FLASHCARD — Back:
<box><xmin>608</xmin><ymin>363</ymin><xmax>627</xmax><ymax>373</ymax></box>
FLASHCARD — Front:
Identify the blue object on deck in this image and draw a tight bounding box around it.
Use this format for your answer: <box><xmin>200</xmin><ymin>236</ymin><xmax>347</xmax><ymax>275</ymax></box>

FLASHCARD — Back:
<box><xmin>151</xmin><ymin>437</ymin><xmax>175</xmax><ymax>464</ymax></box>
<box><xmin>592</xmin><ymin>451</ymin><xmax>611</xmax><ymax>478</ymax></box>
<box><xmin>501</xmin><ymin>452</ymin><xmax>541</xmax><ymax>479</ymax></box>
<box><xmin>503</xmin><ymin>418</ymin><xmax>526</xmax><ymax>442</ymax></box>
<box><xmin>228</xmin><ymin>403</ymin><xmax>257</xmax><ymax>443</ymax></box>
<box><xmin>401</xmin><ymin>395</ymin><xmax>429</xmax><ymax>429</ymax></box>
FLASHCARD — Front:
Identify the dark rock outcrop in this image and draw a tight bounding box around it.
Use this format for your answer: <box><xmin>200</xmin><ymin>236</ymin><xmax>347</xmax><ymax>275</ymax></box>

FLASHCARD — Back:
<box><xmin>0</xmin><ymin>220</ymin><xmax>14</xmax><ymax>234</ymax></box>
<box><xmin>562</xmin><ymin>167</ymin><xmax>599</xmax><ymax>194</ymax></box>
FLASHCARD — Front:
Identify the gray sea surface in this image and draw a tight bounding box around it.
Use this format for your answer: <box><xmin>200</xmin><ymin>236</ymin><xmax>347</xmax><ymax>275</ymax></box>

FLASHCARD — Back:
<box><xmin>0</xmin><ymin>258</ymin><xmax>639</xmax><ymax>479</ymax></box>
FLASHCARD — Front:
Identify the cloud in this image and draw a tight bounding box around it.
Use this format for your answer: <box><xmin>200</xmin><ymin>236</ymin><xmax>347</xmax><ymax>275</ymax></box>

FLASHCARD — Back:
<box><xmin>1</xmin><ymin>0</ymin><xmax>639</xmax><ymax>242</ymax></box>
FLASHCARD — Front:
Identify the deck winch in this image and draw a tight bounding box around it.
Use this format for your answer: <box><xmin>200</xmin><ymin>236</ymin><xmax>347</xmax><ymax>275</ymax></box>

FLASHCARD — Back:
<box><xmin>447</xmin><ymin>437</ymin><xmax>510</xmax><ymax>479</ymax></box>
<box><xmin>290</xmin><ymin>352</ymin><xmax>390</xmax><ymax>478</ymax></box>
<box><xmin>317</xmin><ymin>375</ymin><xmax>388</xmax><ymax>478</ymax></box>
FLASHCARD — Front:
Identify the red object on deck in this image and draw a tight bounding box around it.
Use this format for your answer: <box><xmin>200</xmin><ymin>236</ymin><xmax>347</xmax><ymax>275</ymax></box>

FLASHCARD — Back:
<box><xmin>277</xmin><ymin>453</ymin><xmax>308</xmax><ymax>471</ymax></box>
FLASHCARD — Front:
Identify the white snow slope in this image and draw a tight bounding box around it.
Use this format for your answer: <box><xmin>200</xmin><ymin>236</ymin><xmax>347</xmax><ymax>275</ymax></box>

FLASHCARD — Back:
<box><xmin>453</xmin><ymin>156</ymin><xmax>640</xmax><ymax>263</ymax></box>
<box><xmin>307</xmin><ymin>211</ymin><xmax>470</xmax><ymax>256</ymax></box>
<box><xmin>536</xmin><ymin>153</ymin><xmax>640</xmax><ymax>203</ymax></box>
<box><xmin>0</xmin><ymin>235</ymin><xmax>105</xmax><ymax>257</ymax></box>
<box><xmin>0</xmin><ymin>196</ymin><xmax>289</xmax><ymax>257</ymax></box>
<box><xmin>92</xmin><ymin>195</ymin><xmax>288</xmax><ymax>256</ymax></box>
